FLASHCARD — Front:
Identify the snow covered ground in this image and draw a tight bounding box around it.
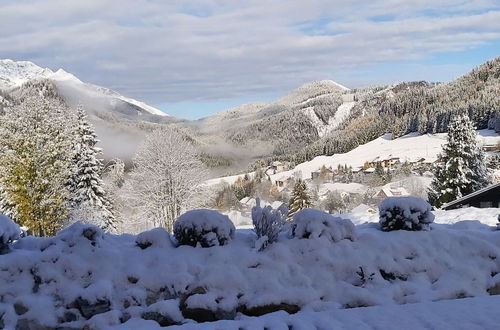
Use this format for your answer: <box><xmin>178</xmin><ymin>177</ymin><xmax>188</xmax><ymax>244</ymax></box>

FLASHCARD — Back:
<box><xmin>1</xmin><ymin>207</ymin><xmax>500</xmax><ymax>329</ymax></box>
<box><xmin>114</xmin><ymin>295</ymin><xmax>500</xmax><ymax>329</ymax></box>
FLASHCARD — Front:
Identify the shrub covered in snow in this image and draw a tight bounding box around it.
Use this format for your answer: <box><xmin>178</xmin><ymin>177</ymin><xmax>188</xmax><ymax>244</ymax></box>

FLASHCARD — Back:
<box><xmin>136</xmin><ymin>228</ymin><xmax>173</xmax><ymax>249</ymax></box>
<box><xmin>379</xmin><ymin>196</ymin><xmax>435</xmax><ymax>231</ymax></box>
<box><xmin>173</xmin><ymin>209</ymin><xmax>235</xmax><ymax>247</ymax></box>
<box><xmin>252</xmin><ymin>199</ymin><xmax>285</xmax><ymax>250</ymax></box>
<box><xmin>290</xmin><ymin>209</ymin><xmax>356</xmax><ymax>242</ymax></box>
<box><xmin>0</xmin><ymin>214</ymin><xmax>20</xmax><ymax>253</ymax></box>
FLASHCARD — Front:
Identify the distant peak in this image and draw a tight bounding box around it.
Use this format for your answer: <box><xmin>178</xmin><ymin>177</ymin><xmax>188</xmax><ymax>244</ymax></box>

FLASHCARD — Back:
<box><xmin>50</xmin><ymin>68</ymin><xmax>82</xmax><ymax>83</ymax></box>
<box><xmin>303</xmin><ymin>79</ymin><xmax>350</xmax><ymax>91</ymax></box>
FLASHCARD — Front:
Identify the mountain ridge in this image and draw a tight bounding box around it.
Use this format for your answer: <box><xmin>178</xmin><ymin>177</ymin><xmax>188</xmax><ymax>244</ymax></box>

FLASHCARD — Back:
<box><xmin>0</xmin><ymin>59</ymin><xmax>168</xmax><ymax>118</ymax></box>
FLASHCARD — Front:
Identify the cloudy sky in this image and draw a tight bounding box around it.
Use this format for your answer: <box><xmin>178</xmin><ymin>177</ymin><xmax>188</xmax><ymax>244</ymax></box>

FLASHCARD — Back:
<box><xmin>1</xmin><ymin>0</ymin><xmax>499</xmax><ymax>119</ymax></box>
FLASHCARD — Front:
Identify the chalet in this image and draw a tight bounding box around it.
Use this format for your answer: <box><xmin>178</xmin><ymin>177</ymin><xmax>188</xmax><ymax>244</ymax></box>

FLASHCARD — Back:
<box><xmin>387</xmin><ymin>157</ymin><xmax>401</xmax><ymax>167</ymax></box>
<box><xmin>364</xmin><ymin>167</ymin><xmax>376</xmax><ymax>174</ymax></box>
<box><xmin>352</xmin><ymin>167</ymin><xmax>363</xmax><ymax>174</ymax></box>
<box><xmin>441</xmin><ymin>183</ymin><xmax>500</xmax><ymax>210</ymax></box>
<box><xmin>311</xmin><ymin>167</ymin><xmax>334</xmax><ymax>181</ymax></box>
<box><xmin>275</xmin><ymin>177</ymin><xmax>293</xmax><ymax>188</ymax></box>
<box><xmin>272</xmin><ymin>161</ymin><xmax>286</xmax><ymax>173</ymax></box>
<box><xmin>483</xmin><ymin>144</ymin><xmax>499</xmax><ymax>152</ymax></box>
<box><xmin>373</xmin><ymin>187</ymin><xmax>409</xmax><ymax>200</ymax></box>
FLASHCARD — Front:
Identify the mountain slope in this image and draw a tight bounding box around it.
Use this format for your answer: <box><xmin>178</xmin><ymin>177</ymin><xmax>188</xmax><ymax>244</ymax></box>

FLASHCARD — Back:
<box><xmin>0</xmin><ymin>59</ymin><xmax>168</xmax><ymax>119</ymax></box>
<box><xmin>0</xmin><ymin>60</ymin><xmax>184</xmax><ymax>162</ymax></box>
<box><xmin>181</xmin><ymin>79</ymin><xmax>355</xmax><ymax>170</ymax></box>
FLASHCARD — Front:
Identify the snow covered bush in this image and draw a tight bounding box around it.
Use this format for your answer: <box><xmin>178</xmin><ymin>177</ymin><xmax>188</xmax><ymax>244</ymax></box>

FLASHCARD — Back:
<box><xmin>57</xmin><ymin>222</ymin><xmax>105</xmax><ymax>247</ymax></box>
<box><xmin>290</xmin><ymin>209</ymin><xmax>356</xmax><ymax>242</ymax></box>
<box><xmin>136</xmin><ymin>228</ymin><xmax>173</xmax><ymax>249</ymax></box>
<box><xmin>379</xmin><ymin>196</ymin><xmax>435</xmax><ymax>231</ymax></box>
<box><xmin>173</xmin><ymin>209</ymin><xmax>235</xmax><ymax>247</ymax></box>
<box><xmin>0</xmin><ymin>213</ymin><xmax>20</xmax><ymax>253</ymax></box>
<box><xmin>252</xmin><ymin>199</ymin><xmax>285</xmax><ymax>250</ymax></box>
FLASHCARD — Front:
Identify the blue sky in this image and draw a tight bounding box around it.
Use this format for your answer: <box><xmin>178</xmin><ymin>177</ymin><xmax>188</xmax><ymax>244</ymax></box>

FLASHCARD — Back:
<box><xmin>1</xmin><ymin>0</ymin><xmax>499</xmax><ymax>119</ymax></box>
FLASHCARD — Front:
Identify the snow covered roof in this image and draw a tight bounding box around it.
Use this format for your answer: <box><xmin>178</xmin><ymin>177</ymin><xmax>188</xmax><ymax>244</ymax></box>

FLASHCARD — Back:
<box><xmin>374</xmin><ymin>187</ymin><xmax>409</xmax><ymax>198</ymax></box>
<box><xmin>441</xmin><ymin>182</ymin><xmax>500</xmax><ymax>210</ymax></box>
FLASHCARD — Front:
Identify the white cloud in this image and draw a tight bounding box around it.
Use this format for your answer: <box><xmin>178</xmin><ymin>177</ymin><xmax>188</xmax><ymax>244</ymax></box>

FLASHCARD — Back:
<box><xmin>0</xmin><ymin>0</ymin><xmax>499</xmax><ymax>106</ymax></box>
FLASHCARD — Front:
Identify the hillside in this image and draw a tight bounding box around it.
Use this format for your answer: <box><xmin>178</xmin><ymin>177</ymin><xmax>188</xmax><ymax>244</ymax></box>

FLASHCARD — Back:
<box><xmin>179</xmin><ymin>57</ymin><xmax>500</xmax><ymax>175</ymax></box>
<box><xmin>207</xmin><ymin>129</ymin><xmax>500</xmax><ymax>187</ymax></box>
<box><xmin>179</xmin><ymin>80</ymin><xmax>355</xmax><ymax>172</ymax></box>
<box><xmin>296</xmin><ymin>57</ymin><xmax>500</xmax><ymax>165</ymax></box>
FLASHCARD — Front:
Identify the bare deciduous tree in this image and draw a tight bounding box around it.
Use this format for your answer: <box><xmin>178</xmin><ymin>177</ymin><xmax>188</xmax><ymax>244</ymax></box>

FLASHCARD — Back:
<box><xmin>126</xmin><ymin>128</ymin><xmax>207</xmax><ymax>232</ymax></box>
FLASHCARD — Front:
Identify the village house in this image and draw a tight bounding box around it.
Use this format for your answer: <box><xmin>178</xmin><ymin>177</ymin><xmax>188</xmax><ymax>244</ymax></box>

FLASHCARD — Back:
<box><xmin>364</xmin><ymin>167</ymin><xmax>376</xmax><ymax>174</ymax></box>
<box><xmin>311</xmin><ymin>166</ymin><xmax>334</xmax><ymax>181</ymax></box>
<box><xmin>271</xmin><ymin>161</ymin><xmax>286</xmax><ymax>173</ymax></box>
<box><xmin>275</xmin><ymin>177</ymin><xmax>293</xmax><ymax>189</ymax></box>
<box><xmin>483</xmin><ymin>144</ymin><xmax>499</xmax><ymax>152</ymax></box>
<box><xmin>442</xmin><ymin>183</ymin><xmax>500</xmax><ymax>210</ymax></box>
<box><xmin>372</xmin><ymin>187</ymin><xmax>410</xmax><ymax>200</ymax></box>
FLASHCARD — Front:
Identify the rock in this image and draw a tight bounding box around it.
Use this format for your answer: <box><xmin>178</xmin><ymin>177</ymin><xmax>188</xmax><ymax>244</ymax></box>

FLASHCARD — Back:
<box><xmin>488</xmin><ymin>283</ymin><xmax>500</xmax><ymax>295</ymax></box>
<box><xmin>141</xmin><ymin>311</ymin><xmax>178</xmax><ymax>327</ymax></box>
<box><xmin>137</xmin><ymin>241</ymin><xmax>152</xmax><ymax>250</ymax></box>
<box><xmin>16</xmin><ymin>318</ymin><xmax>55</xmax><ymax>330</ymax></box>
<box><xmin>14</xmin><ymin>302</ymin><xmax>29</xmax><ymax>315</ymax></box>
<box><xmin>63</xmin><ymin>310</ymin><xmax>78</xmax><ymax>322</ymax></box>
<box><xmin>71</xmin><ymin>297</ymin><xmax>111</xmax><ymax>319</ymax></box>
<box><xmin>120</xmin><ymin>312</ymin><xmax>131</xmax><ymax>324</ymax></box>
<box><xmin>179</xmin><ymin>286</ymin><xmax>236</xmax><ymax>322</ymax></box>
<box><xmin>0</xmin><ymin>242</ymin><xmax>9</xmax><ymax>254</ymax></box>
<box><xmin>146</xmin><ymin>292</ymin><xmax>161</xmax><ymax>306</ymax></box>
<box><xmin>180</xmin><ymin>308</ymin><xmax>217</xmax><ymax>323</ymax></box>
<box><xmin>82</xmin><ymin>228</ymin><xmax>98</xmax><ymax>241</ymax></box>
<box><xmin>238</xmin><ymin>303</ymin><xmax>300</xmax><ymax>317</ymax></box>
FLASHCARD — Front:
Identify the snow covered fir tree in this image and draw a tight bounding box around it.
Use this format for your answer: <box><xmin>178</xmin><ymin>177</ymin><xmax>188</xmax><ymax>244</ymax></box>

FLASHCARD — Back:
<box><xmin>428</xmin><ymin>115</ymin><xmax>490</xmax><ymax>207</ymax></box>
<box><xmin>287</xmin><ymin>179</ymin><xmax>312</xmax><ymax>218</ymax></box>
<box><xmin>67</xmin><ymin>107</ymin><xmax>116</xmax><ymax>232</ymax></box>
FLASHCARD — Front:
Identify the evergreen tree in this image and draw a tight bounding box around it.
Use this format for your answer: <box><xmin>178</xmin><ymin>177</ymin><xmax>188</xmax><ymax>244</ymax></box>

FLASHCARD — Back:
<box><xmin>0</xmin><ymin>95</ymin><xmax>71</xmax><ymax>236</ymax></box>
<box><xmin>428</xmin><ymin>115</ymin><xmax>490</xmax><ymax>207</ymax></box>
<box><xmin>67</xmin><ymin>108</ymin><xmax>115</xmax><ymax>232</ymax></box>
<box><xmin>287</xmin><ymin>179</ymin><xmax>311</xmax><ymax>219</ymax></box>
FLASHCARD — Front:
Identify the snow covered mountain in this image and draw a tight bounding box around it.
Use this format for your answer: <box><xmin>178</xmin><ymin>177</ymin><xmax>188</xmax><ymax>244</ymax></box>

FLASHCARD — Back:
<box><xmin>0</xmin><ymin>59</ymin><xmax>181</xmax><ymax>161</ymax></box>
<box><xmin>0</xmin><ymin>59</ymin><xmax>168</xmax><ymax>118</ymax></box>
<box><xmin>180</xmin><ymin>79</ymin><xmax>354</xmax><ymax>172</ymax></box>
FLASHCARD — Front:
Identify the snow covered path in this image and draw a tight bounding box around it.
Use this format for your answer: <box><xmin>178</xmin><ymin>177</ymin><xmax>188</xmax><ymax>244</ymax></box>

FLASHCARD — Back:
<box><xmin>113</xmin><ymin>295</ymin><xmax>500</xmax><ymax>329</ymax></box>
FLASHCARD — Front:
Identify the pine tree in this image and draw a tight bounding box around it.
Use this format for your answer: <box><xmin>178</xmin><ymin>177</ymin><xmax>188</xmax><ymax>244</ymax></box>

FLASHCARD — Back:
<box><xmin>67</xmin><ymin>108</ymin><xmax>115</xmax><ymax>232</ymax></box>
<box><xmin>0</xmin><ymin>95</ymin><xmax>72</xmax><ymax>236</ymax></box>
<box><xmin>287</xmin><ymin>179</ymin><xmax>311</xmax><ymax>219</ymax></box>
<box><xmin>428</xmin><ymin>115</ymin><xmax>490</xmax><ymax>207</ymax></box>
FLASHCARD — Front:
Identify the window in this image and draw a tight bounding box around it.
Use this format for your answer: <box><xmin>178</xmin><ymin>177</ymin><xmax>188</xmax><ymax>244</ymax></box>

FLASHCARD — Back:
<box><xmin>480</xmin><ymin>201</ymin><xmax>493</xmax><ymax>208</ymax></box>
